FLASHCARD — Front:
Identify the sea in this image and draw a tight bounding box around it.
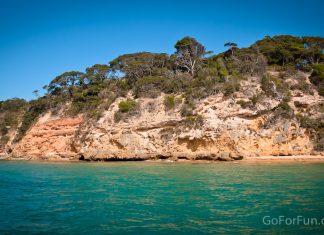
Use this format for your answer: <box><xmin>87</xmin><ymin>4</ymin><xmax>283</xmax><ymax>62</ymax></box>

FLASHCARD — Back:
<box><xmin>0</xmin><ymin>161</ymin><xmax>323</xmax><ymax>234</ymax></box>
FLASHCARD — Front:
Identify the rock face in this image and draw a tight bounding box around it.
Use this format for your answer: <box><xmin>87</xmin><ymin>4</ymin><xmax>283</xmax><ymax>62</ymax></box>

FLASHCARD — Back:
<box><xmin>10</xmin><ymin>116</ymin><xmax>83</xmax><ymax>160</ymax></box>
<box><xmin>4</xmin><ymin>76</ymin><xmax>324</xmax><ymax>161</ymax></box>
<box><xmin>77</xmin><ymin>93</ymin><xmax>314</xmax><ymax>161</ymax></box>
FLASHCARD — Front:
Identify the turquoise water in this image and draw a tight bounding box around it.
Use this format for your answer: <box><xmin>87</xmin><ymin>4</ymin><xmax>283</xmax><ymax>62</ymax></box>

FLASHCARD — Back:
<box><xmin>0</xmin><ymin>161</ymin><xmax>323</xmax><ymax>234</ymax></box>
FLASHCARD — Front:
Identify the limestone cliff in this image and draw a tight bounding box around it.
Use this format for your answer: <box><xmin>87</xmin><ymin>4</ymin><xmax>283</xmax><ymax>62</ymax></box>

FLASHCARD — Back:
<box><xmin>77</xmin><ymin>77</ymin><xmax>320</xmax><ymax>161</ymax></box>
<box><xmin>4</xmin><ymin>74</ymin><xmax>323</xmax><ymax>161</ymax></box>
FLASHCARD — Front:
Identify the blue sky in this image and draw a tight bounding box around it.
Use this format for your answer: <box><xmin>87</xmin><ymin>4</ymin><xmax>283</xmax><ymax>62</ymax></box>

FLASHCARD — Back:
<box><xmin>0</xmin><ymin>0</ymin><xmax>323</xmax><ymax>101</ymax></box>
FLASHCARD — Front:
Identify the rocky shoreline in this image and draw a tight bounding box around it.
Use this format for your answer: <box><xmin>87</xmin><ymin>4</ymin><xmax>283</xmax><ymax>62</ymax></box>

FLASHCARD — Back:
<box><xmin>2</xmin><ymin>151</ymin><xmax>324</xmax><ymax>162</ymax></box>
<box><xmin>78</xmin><ymin>151</ymin><xmax>245</xmax><ymax>161</ymax></box>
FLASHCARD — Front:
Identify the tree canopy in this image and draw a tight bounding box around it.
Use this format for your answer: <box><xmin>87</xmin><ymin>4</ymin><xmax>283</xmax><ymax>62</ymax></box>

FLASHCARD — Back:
<box><xmin>254</xmin><ymin>35</ymin><xmax>324</xmax><ymax>67</ymax></box>
<box><xmin>109</xmin><ymin>52</ymin><xmax>169</xmax><ymax>83</ymax></box>
<box><xmin>174</xmin><ymin>36</ymin><xmax>207</xmax><ymax>76</ymax></box>
<box><xmin>83</xmin><ymin>64</ymin><xmax>109</xmax><ymax>85</ymax></box>
<box><xmin>46</xmin><ymin>71</ymin><xmax>84</xmax><ymax>97</ymax></box>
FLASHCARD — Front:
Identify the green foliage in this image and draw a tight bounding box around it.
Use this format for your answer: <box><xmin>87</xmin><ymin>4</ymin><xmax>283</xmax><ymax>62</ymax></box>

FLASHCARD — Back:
<box><xmin>251</xmin><ymin>95</ymin><xmax>260</xmax><ymax>106</ymax></box>
<box><xmin>109</xmin><ymin>52</ymin><xmax>169</xmax><ymax>83</ymax></box>
<box><xmin>133</xmin><ymin>76</ymin><xmax>168</xmax><ymax>98</ymax></box>
<box><xmin>114</xmin><ymin>99</ymin><xmax>140</xmax><ymax>123</ymax></box>
<box><xmin>290</xmin><ymin>73</ymin><xmax>314</xmax><ymax>95</ymax></box>
<box><xmin>261</xmin><ymin>74</ymin><xmax>274</xmax><ymax>95</ymax></box>
<box><xmin>82</xmin><ymin>64</ymin><xmax>109</xmax><ymax>85</ymax></box>
<box><xmin>223</xmin><ymin>80</ymin><xmax>240</xmax><ymax>96</ymax></box>
<box><xmin>309</xmin><ymin>63</ymin><xmax>324</xmax><ymax>96</ymax></box>
<box><xmin>224</xmin><ymin>42</ymin><xmax>238</xmax><ymax>56</ymax></box>
<box><xmin>134</xmin><ymin>73</ymin><xmax>218</xmax><ymax>100</ymax></box>
<box><xmin>69</xmin><ymin>91</ymin><xmax>101</xmax><ymax>116</ymax></box>
<box><xmin>113</xmin><ymin>111</ymin><xmax>123</xmax><ymax>123</ymax></box>
<box><xmin>319</xmin><ymin>87</ymin><xmax>324</xmax><ymax>96</ymax></box>
<box><xmin>47</xmin><ymin>71</ymin><xmax>84</xmax><ymax>97</ymax></box>
<box><xmin>0</xmin><ymin>98</ymin><xmax>27</xmax><ymax>113</ymax></box>
<box><xmin>174</xmin><ymin>36</ymin><xmax>207</xmax><ymax>76</ymax></box>
<box><xmin>223</xmin><ymin>46</ymin><xmax>267</xmax><ymax>76</ymax></box>
<box><xmin>237</xmin><ymin>100</ymin><xmax>249</xmax><ymax>108</ymax></box>
<box><xmin>260</xmin><ymin>74</ymin><xmax>288</xmax><ymax>97</ymax></box>
<box><xmin>68</xmin><ymin>78</ymin><xmax>129</xmax><ymax>118</ymax></box>
<box><xmin>296</xmin><ymin>114</ymin><xmax>324</xmax><ymax>151</ymax></box>
<box><xmin>183</xmin><ymin>115</ymin><xmax>204</xmax><ymax>129</ymax></box>
<box><xmin>180</xmin><ymin>97</ymin><xmax>196</xmax><ymax>117</ymax></box>
<box><xmin>164</xmin><ymin>95</ymin><xmax>175</xmax><ymax>110</ymax></box>
<box><xmin>0</xmin><ymin>135</ymin><xmax>10</xmax><ymax>146</ymax></box>
<box><xmin>254</xmin><ymin>35</ymin><xmax>324</xmax><ymax>69</ymax></box>
<box><xmin>216</xmin><ymin>57</ymin><xmax>229</xmax><ymax>79</ymax></box>
<box><xmin>271</xmin><ymin>76</ymin><xmax>282</xmax><ymax>87</ymax></box>
<box><xmin>118</xmin><ymin>99</ymin><xmax>137</xmax><ymax>113</ymax></box>
<box><xmin>199</xmin><ymin>56</ymin><xmax>228</xmax><ymax>82</ymax></box>
<box><xmin>163</xmin><ymin>95</ymin><xmax>181</xmax><ymax>111</ymax></box>
<box><xmin>278</xmin><ymin>101</ymin><xmax>291</xmax><ymax>111</ymax></box>
<box><xmin>302</xmin><ymin>37</ymin><xmax>324</xmax><ymax>65</ymax></box>
<box><xmin>15</xmin><ymin>98</ymin><xmax>48</xmax><ymax>142</ymax></box>
<box><xmin>0</xmin><ymin>98</ymin><xmax>27</xmax><ymax>145</ymax></box>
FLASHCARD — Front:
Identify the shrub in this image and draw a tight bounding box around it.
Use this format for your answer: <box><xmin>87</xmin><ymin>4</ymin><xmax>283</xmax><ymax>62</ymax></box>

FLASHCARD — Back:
<box><xmin>118</xmin><ymin>99</ymin><xmax>137</xmax><ymax>113</ymax></box>
<box><xmin>261</xmin><ymin>74</ymin><xmax>275</xmax><ymax>96</ymax></box>
<box><xmin>183</xmin><ymin>115</ymin><xmax>204</xmax><ymax>129</ymax></box>
<box><xmin>0</xmin><ymin>135</ymin><xmax>10</xmax><ymax>147</ymax></box>
<box><xmin>237</xmin><ymin>100</ymin><xmax>250</xmax><ymax>109</ymax></box>
<box><xmin>261</xmin><ymin>74</ymin><xmax>289</xmax><ymax>97</ymax></box>
<box><xmin>309</xmin><ymin>63</ymin><xmax>324</xmax><ymax>97</ymax></box>
<box><xmin>180</xmin><ymin>104</ymin><xmax>193</xmax><ymax>116</ymax></box>
<box><xmin>319</xmin><ymin>86</ymin><xmax>324</xmax><ymax>96</ymax></box>
<box><xmin>0</xmin><ymin>99</ymin><xmax>28</xmax><ymax>138</ymax></box>
<box><xmin>0</xmin><ymin>98</ymin><xmax>27</xmax><ymax>113</ymax></box>
<box><xmin>15</xmin><ymin>98</ymin><xmax>48</xmax><ymax>142</ymax></box>
<box><xmin>223</xmin><ymin>81</ymin><xmax>240</xmax><ymax>96</ymax></box>
<box><xmin>164</xmin><ymin>95</ymin><xmax>175</xmax><ymax>110</ymax></box>
<box><xmin>296</xmin><ymin>114</ymin><xmax>312</xmax><ymax>128</ymax></box>
<box><xmin>278</xmin><ymin>101</ymin><xmax>291</xmax><ymax>111</ymax></box>
<box><xmin>114</xmin><ymin>111</ymin><xmax>123</xmax><ymax>122</ymax></box>
<box><xmin>68</xmin><ymin>84</ymin><xmax>103</xmax><ymax>117</ymax></box>
<box><xmin>290</xmin><ymin>74</ymin><xmax>313</xmax><ymax>94</ymax></box>
<box><xmin>278</xmin><ymin>71</ymin><xmax>287</xmax><ymax>79</ymax></box>
<box><xmin>271</xmin><ymin>77</ymin><xmax>282</xmax><ymax>87</ymax></box>
<box><xmin>164</xmin><ymin>95</ymin><xmax>182</xmax><ymax>110</ymax></box>
<box><xmin>251</xmin><ymin>95</ymin><xmax>260</xmax><ymax>106</ymax></box>
<box><xmin>114</xmin><ymin>98</ymin><xmax>140</xmax><ymax>122</ymax></box>
<box><xmin>282</xmin><ymin>95</ymin><xmax>291</xmax><ymax>103</ymax></box>
<box><xmin>133</xmin><ymin>76</ymin><xmax>169</xmax><ymax>98</ymax></box>
<box><xmin>180</xmin><ymin>97</ymin><xmax>195</xmax><ymax>117</ymax></box>
<box><xmin>0</xmin><ymin>127</ymin><xmax>9</xmax><ymax>135</ymax></box>
<box><xmin>296</xmin><ymin>114</ymin><xmax>324</xmax><ymax>151</ymax></box>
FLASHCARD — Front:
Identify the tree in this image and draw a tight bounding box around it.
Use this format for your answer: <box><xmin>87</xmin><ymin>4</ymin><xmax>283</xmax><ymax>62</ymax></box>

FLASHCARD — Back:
<box><xmin>47</xmin><ymin>71</ymin><xmax>84</xmax><ymax>97</ymax></box>
<box><xmin>174</xmin><ymin>36</ymin><xmax>207</xmax><ymax>76</ymax></box>
<box><xmin>274</xmin><ymin>45</ymin><xmax>294</xmax><ymax>66</ymax></box>
<box><xmin>224</xmin><ymin>42</ymin><xmax>238</xmax><ymax>56</ymax></box>
<box><xmin>32</xmin><ymin>90</ymin><xmax>39</xmax><ymax>98</ymax></box>
<box><xmin>109</xmin><ymin>52</ymin><xmax>169</xmax><ymax>83</ymax></box>
<box><xmin>302</xmin><ymin>37</ymin><xmax>324</xmax><ymax>65</ymax></box>
<box><xmin>82</xmin><ymin>64</ymin><xmax>109</xmax><ymax>85</ymax></box>
<box><xmin>254</xmin><ymin>35</ymin><xmax>306</xmax><ymax>66</ymax></box>
<box><xmin>232</xmin><ymin>46</ymin><xmax>267</xmax><ymax>76</ymax></box>
<box><xmin>309</xmin><ymin>63</ymin><xmax>324</xmax><ymax>96</ymax></box>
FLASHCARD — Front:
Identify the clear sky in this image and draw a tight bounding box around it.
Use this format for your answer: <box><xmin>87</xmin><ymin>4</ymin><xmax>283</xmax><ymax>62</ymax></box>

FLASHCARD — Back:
<box><xmin>1</xmin><ymin>0</ymin><xmax>323</xmax><ymax>101</ymax></box>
